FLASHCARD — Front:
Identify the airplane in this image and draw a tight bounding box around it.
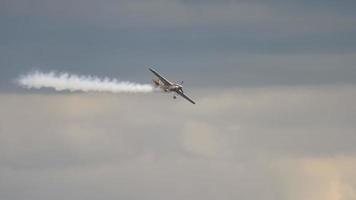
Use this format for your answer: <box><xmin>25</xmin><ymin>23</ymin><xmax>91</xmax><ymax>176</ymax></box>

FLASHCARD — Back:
<box><xmin>149</xmin><ymin>68</ymin><xmax>196</xmax><ymax>104</ymax></box>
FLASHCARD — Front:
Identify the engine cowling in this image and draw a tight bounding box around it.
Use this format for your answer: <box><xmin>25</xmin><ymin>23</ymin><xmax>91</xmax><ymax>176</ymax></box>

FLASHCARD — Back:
<box><xmin>152</xmin><ymin>79</ymin><xmax>159</xmax><ymax>87</ymax></box>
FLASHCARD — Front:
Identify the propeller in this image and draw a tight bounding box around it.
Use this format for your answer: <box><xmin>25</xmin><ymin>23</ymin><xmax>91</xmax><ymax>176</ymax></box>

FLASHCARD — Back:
<box><xmin>179</xmin><ymin>81</ymin><xmax>184</xmax><ymax>93</ymax></box>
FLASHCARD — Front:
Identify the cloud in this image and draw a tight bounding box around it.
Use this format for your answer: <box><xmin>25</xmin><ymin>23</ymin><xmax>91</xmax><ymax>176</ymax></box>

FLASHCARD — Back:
<box><xmin>1</xmin><ymin>85</ymin><xmax>356</xmax><ymax>199</ymax></box>
<box><xmin>181</xmin><ymin>121</ymin><xmax>233</xmax><ymax>158</ymax></box>
<box><xmin>177</xmin><ymin>85</ymin><xmax>356</xmax><ymax>157</ymax></box>
<box><xmin>273</xmin><ymin>156</ymin><xmax>356</xmax><ymax>200</ymax></box>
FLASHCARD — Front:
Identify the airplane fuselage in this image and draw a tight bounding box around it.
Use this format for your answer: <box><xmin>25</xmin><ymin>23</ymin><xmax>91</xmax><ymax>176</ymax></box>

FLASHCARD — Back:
<box><xmin>153</xmin><ymin>79</ymin><xmax>182</xmax><ymax>92</ymax></box>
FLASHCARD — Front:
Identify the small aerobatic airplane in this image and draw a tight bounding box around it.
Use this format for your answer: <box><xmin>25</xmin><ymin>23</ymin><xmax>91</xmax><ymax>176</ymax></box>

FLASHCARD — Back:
<box><xmin>149</xmin><ymin>68</ymin><xmax>196</xmax><ymax>104</ymax></box>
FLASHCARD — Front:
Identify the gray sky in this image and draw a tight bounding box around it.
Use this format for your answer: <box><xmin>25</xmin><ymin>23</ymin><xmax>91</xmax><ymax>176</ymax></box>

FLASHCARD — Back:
<box><xmin>1</xmin><ymin>0</ymin><xmax>356</xmax><ymax>199</ymax></box>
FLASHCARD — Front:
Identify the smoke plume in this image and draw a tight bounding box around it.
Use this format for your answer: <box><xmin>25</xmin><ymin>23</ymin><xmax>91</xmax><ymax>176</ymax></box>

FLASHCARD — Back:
<box><xmin>18</xmin><ymin>71</ymin><xmax>154</xmax><ymax>93</ymax></box>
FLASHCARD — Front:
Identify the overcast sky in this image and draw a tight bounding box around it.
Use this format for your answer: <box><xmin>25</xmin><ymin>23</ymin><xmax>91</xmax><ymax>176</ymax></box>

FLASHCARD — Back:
<box><xmin>1</xmin><ymin>0</ymin><xmax>356</xmax><ymax>200</ymax></box>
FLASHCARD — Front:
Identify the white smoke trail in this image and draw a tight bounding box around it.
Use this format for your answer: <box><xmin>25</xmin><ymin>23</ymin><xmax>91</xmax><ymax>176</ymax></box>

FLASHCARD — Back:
<box><xmin>17</xmin><ymin>71</ymin><xmax>154</xmax><ymax>93</ymax></box>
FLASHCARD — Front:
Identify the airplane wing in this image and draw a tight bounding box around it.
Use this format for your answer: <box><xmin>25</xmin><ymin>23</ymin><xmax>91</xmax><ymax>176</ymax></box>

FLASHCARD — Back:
<box><xmin>149</xmin><ymin>68</ymin><xmax>172</xmax><ymax>86</ymax></box>
<box><xmin>176</xmin><ymin>90</ymin><xmax>196</xmax><ymax>104</ymax></box>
